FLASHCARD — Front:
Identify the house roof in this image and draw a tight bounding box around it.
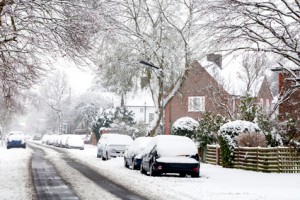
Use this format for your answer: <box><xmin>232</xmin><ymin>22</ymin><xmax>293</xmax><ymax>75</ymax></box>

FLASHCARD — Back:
<box><xmin>200</xmin><ymin>53</ymin><xmax>267</xmax><ymax>97</ymax></box>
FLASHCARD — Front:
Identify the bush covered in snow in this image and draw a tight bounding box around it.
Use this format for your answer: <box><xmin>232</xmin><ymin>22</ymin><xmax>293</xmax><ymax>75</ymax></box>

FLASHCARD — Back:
<box><xmin>172</xmin><ymin>117</ymin><xmax>199</xmax><ymax>140</ymax></box>
<box><xmin>218</xmin><ymin>120</ymin><xmax>261</xmax><ymax>167</ymax></box>
<box><xmin>91</xmin><ymin>107</ymin><xmax>136</xmax><ymax>141</ymax></box>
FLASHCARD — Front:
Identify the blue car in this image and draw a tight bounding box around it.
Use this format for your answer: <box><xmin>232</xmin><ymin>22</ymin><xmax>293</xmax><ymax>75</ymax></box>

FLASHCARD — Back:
<box><xmin>6</xmin><ymin>131</ymin><xmax>26</xmax><ymax>149</ymax></box>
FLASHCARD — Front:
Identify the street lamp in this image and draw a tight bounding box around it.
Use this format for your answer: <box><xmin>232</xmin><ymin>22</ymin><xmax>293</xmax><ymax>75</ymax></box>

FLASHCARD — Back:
<box><xmin>139</xmin><ymin>60</ymin><xmax>165</xmax><ymax>134</ymax></box>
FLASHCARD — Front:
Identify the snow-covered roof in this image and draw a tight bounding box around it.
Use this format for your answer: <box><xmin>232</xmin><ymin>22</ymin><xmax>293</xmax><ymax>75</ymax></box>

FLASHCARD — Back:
<box><xmin>200</xmin><ymin>53</ymin><xmax>266</xmax><ymax>97</ymax></box>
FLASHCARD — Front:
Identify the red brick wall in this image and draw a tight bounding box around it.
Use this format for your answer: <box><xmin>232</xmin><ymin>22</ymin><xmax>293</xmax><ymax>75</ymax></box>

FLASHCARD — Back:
<box><xmin>278</xmin><ymin>72</ymin><xmax>300</xmax><ymax>123</ymax></box>
<box><xmin>165</xmin><ymin>61</ymin><xmax>230</xmax><ymax>134</ymax></box>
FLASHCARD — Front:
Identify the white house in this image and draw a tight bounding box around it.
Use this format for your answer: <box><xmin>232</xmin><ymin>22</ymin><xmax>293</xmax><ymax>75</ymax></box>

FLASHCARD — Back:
<box><xmin>124</xmin><ymin>89</ymin><xmax>156</xmax><ymax>124</ymax></box>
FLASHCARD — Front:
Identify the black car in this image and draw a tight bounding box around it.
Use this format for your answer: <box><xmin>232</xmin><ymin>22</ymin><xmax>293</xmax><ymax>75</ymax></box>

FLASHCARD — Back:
<box><xmin>140</xmin><ymin>135</ymin><xmax>200</xmax><ymax>177</ymax></box>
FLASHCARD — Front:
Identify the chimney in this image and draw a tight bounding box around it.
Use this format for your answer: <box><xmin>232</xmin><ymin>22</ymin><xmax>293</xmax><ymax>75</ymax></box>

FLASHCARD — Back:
<box><xmin>207</xmin><ymin>54</ymin><xmax>222</xmax><ymax>68</ymax></box>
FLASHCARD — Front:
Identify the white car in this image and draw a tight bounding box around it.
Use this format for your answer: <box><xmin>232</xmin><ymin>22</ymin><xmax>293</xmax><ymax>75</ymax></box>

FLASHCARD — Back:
<box><xmin>97</xmin><ymin>134</ymin><xmax>133</xmax><ymax>160</ymax></box>
<box><xmin>65</xmin><ymin>135</ymin><xmax>84</xmax><ymax>150</ymax></box>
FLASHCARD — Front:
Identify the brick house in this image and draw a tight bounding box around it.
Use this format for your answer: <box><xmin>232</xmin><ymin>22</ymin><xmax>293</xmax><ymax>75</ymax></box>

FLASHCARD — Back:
<box><xmin>272</xmin><ymin>69</ymin><xmax>300</xmax><ymax>125</ymax></box>
<box><xmin>164</xmin><ymin>57</ymin><xmax>273</xmax><ymax>135</ymax></box>
<box><xmin>164</xmin><ymin>60</ymin><xmax>231</xmax><ymax>135</ymax></box>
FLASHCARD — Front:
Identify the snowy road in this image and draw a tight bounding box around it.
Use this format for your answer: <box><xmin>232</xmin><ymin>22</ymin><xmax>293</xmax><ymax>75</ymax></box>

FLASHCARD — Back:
<box><xmin>29</xmin><ymin>143</ymin><xmax>147</xmax><ymax>200</ymax></box>
<box><xmin>31</xmin><ymin>145</ymin><xmax>79</xmax><ymax>200</ymax></box>
<box><xmin>1</xmin><ymin>142</ymin><xmax>300</xmax><ymax>200</ymax></box>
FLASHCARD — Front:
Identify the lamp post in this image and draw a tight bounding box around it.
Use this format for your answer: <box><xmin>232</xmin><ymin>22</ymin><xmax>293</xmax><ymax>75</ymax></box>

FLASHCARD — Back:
<box><xmin>139</xmin><ymin>60</ymin><xmax>165</xmax><ymax>134</ymax></box>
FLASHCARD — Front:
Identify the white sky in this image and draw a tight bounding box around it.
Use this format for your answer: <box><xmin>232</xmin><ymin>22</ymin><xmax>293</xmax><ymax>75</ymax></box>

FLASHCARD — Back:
<box><xmin>52</xmin><ymin>57</ymin><xmax>94</xmax><ymax>95</ymax></box>
<box><xmin>63</xmin><ymin>67</ymin><xmax>93</xmax><ymax>95</ymax></box>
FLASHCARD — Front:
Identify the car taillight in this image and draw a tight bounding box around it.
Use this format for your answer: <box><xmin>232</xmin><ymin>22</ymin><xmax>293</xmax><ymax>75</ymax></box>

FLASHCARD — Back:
<box><xmin>157</xmin><ymin>165</ymin><xmax>162</xmax><ymax>170</ymax></box>
<box><xmin>193</xmin><ymin>167</ymin><xmax>198</xmax><ymax>172</ymax></box>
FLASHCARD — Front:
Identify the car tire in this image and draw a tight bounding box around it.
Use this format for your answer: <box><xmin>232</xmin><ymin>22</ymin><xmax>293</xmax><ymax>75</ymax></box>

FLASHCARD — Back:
<box><xmin>179</xmin><ymin>173</ymin><xmax>186</xmax><ymax>177</ymax></box>
<box><xmin>131</xmin><ymin>158</ymin><xmax>136</xmax><ymax>170</ymax></box>
<box><xmin>97</xmin><ymin>153</ymin><xmax>100</xmax><ymax>158</ymax></box>
<box><xmin>140</xmin><ymin>163</ymin><xmax>147</xmax><ymax>175</ymax></box>
<box><xmin>6</xmin><ymin>146</ymin><xmax>10</xmax><ymax>149</ymax></box>
<box><xmin>124</xmin><ymin>159</ymin><xmax>129</xmax><ymax>168</ymax></box>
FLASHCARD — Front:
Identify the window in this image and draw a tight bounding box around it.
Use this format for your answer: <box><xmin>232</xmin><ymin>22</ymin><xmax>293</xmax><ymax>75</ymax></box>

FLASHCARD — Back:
<box><xmin>149</xmin><ymin>113</ymin><xmax>154</xmax><ymax>123</ymax></box>
<box><xmin>260</xmin><ymin>98</ymin><xmax>264</xmax><ymax>108</ymax></box>
<box><xmin>188</xmin><ymin>96</ymin><xmax>205</xmax><ymax>112</ymax></box>
<box><xmin>266</xmin><ymin>99</ymin><xmax>270</xmax><ymax>112</ymax></box>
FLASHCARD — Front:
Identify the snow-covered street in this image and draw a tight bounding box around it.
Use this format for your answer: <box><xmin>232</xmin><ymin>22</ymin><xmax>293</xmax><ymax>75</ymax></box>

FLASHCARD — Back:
<box><xmin>1</xmin><ymin>142</ymin><xmax>300</xmax><ymax>200</ymax></box>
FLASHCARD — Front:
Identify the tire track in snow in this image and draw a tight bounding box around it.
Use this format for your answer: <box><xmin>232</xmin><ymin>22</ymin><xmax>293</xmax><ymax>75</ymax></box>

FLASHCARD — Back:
<box><xmin>30</xmin><ymin>145</ymin><xmax>79</xmax><ymax>200</ymax></box>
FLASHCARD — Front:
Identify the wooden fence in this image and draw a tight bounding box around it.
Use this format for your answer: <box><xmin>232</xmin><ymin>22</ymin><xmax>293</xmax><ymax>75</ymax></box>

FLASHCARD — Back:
<box><xmin>205</xmin><ymin>145</ymin><xmax>300</xmax><ymax>173</ymax></box>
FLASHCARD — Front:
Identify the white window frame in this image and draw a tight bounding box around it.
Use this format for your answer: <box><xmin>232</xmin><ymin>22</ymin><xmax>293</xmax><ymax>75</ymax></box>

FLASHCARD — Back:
<box><xmin>188</xmin><ymin>96</ymin><xmax>205</xmax><ymax>112</ymax></box>
<box><xmin>149</xmin><ymin>113</ymin><xmax>154</xmax><ymax>123</ymax></box>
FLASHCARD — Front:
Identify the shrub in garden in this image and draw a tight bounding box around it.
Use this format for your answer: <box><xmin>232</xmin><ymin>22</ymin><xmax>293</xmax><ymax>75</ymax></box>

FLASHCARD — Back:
<box><xmin>237</xmin><ymin>132</ymin><xmax>267</xmax><ymax>147</ymax></box>
<box><xmin>196</xmin><ymin>112</ymin><xmax>226</xmax><ymax>148</ymax></box>
<box><xmin>172</xmin><ymin>117</ymin><xmax>199</xmax><ymax>140</ymax></box>
<box><xmin>218</xmin><ymin>120</ymin><xmax>261</xmax><ymax>167</ymax></box>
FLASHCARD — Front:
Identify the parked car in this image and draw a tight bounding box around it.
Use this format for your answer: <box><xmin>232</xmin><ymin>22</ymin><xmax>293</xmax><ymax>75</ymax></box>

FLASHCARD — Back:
<box><xmin>140</xmin><ymin>135</ymin><xmax>200</xmax><ymax>177</ymax></box>
<box><xmin>65</xmin><ymin>135</ymin><xmax>84</xmax><ymax>150</ymax></box>
<box><xmin>6</xmin><ymin>131</ymin><xmax>26</xmax><ymax>149</ymax></box>
<box><xmin>46</xmin><ymin>134</ymin><xmax>58</xmax><ymax>145</ymax></box>
<box><xmin>97</xmin><ymin>133</ymin><xmax>133</xmax><ymax>160</ymax></box>
<box><xmin>59</xmin><ymin>134</ymin><xmax>70</xmax><ymax>148</ymax></box>
<box><xmin>124</xmin><ymin>136</ymin><xmax>152</xmax><ymax>169</ymax></box>
<box><xmin>41</xmin><ymin>134</ymin><xmax>50</xmax><ymax>144</ymax></box>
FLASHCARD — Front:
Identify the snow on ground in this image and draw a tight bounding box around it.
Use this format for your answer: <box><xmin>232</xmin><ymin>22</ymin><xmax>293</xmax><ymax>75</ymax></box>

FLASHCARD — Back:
<box><xmin>34</xmin><ymin>142</ymin><xmax>300</xmax><ymax>200</ymax></box>
<box><xmin>0</xmin><ymin>146</ymin><xmax>36</xmax><ymax>200</ymax></box>
<box><xmin>1</xmin><ymin>141</ymin><xmax>300</xmax><ymax>200</ymax></box>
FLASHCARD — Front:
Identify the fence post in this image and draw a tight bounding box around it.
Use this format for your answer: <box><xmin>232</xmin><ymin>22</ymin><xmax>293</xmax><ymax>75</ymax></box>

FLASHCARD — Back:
<box><xmin>216</xmin><ymin>146</ymin><xmax>220</xmax><ymax>165</ymax></box>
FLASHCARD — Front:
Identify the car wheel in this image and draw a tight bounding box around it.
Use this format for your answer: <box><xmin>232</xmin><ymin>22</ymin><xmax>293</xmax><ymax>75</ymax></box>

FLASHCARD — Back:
<box><xmin>6</xmin><ymin>146</ymin><xmax>10</xmax><ymax>149</ymax></box>
<box><xmin>149</xmin><ymin>163</ymin><xmax>157</xmax><ymax>177</ymax></box>
<box><xmin>97</xmin><ymin>153</ymin><xmax>100</xmax><ymax>158</ymax></box>
<box><xmin>140</xmin><ymin>163</ymin><xmax>147</xmax><ymax>175</ymax></box>
<box><xmin>124</xmin><ymin>159</ymin><xmax>129</xmax><ymax>168</ymax></box>
<box><xmin>23</xmin><ymin>145</ymin><xmax>26</xmax><ymax>149</ymax></box>
<box><xmin>179</xmin><ymin>173</ymin><xmax>186</xmax><ymax>177</ymax></box>
<box><xmin>131</xmin><ymin>159</ymin><xmax>136</xmax><ymax>170</ymax></box>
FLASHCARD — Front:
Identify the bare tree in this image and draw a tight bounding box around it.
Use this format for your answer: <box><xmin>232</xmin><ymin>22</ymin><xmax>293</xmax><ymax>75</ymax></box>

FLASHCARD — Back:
<box><xmin>96</xmin><ymin>0</ymin><xmax>208</xmax><ymax>136</ymax></box>
<box><xmin>239</xmin><ymin>52</ymin><xmax>268</xmax><ymax>94</ymax></box>
<box><xmin>203</xmin><ymin>0</ymin><xmax>300</xmax><ymax>92</ymax></box>
<box><xmin>0</xmin><ymin>0</ymin><xmax>101</xmax><ymax>112</ymax></box>
<box><xmin>39</xmin><ymin>71</ymin><xmax>70</xmax><ymax>133</ymax></box>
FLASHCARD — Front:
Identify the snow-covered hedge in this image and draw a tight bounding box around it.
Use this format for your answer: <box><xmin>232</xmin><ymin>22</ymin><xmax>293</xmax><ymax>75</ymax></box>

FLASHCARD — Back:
<box><xmin>218</xmin><ymin>120</ymin><xmax>262</xmax><ymax>167</ymax></box>
<box><xmin>172</xmin><ymin>117</ymin><xmax>199</xmax><ymax>140</ymax></box>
